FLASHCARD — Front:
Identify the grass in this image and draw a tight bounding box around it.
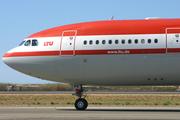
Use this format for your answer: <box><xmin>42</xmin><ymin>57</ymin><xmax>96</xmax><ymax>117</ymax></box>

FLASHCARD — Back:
<box><xmin>163</xmin><ymin>100</ymin><xmax>171</xmax><ymax>105</ymax></box>
<box><xmin>37</xmin><ymin>102</ymin><xmax>41</xmax><ymax>105</ymax></box>
<box><xmin>0</xmin><ymin>94</ymin><xmax>180</xmax><ymax>106</ymax></box>
<box><xmin>154</xmin><ymin>103</ymin><xmax>158</xmax><ymax>105</ymax></box>
<box><xmin>67</xmin><ymin>102</ymin><xmax>74</xmax><ymax>105</ymax></box>
<box><xmin>125</xmin><ymin>102</ymin><xmax>131</xmax><ymax>105</ymax></box>
<box><xmin>50</xmin><ymin>102</ymin><xmax>54</xmax><ymax>105</ymax></box>
<box><xmin>175</xmin><ymin>103</ymin><xmax>179</xmax><ymax>105</ymax></box>
<box><xmin>90</xmin><ymin>102</ymin><xmax>103</xmax><ymax>105</ymax></box>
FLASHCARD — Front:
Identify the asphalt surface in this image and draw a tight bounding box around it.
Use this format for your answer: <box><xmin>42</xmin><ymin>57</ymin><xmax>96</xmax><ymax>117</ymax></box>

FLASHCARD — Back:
<box><xmin>1</xmin><ymin>91</ymin><xmax>180</xmax><ymax>94</ymax></box>
<box><xmin>0</xmin><ymin>106</ymin><xmax>180</xmax><ymax>120</ymax></box>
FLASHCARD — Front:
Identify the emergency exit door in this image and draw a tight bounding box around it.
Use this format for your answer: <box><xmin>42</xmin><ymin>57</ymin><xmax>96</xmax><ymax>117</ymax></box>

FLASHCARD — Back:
<box><xmin>166</xmin><ymin>28</ymin><xmax>180</xmax><ymax>53</ymax></box>
<box><xmin>60</xmin><ymin>30</ymin><xmax>77</xmax><ymax>55</ymax></box>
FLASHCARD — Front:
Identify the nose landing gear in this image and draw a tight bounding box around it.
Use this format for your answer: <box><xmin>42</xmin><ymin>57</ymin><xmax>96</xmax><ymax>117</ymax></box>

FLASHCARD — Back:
<box><xmin>73</xmin><ymin>84</ymin><xmax>88</xmax><ymax>110</ymax></box>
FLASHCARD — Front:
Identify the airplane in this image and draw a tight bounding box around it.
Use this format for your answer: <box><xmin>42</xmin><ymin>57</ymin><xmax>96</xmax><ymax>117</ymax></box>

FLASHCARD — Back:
<box><xmin>2</xmin><ymin>17</ymin><xmax>180</xmax><ymax>110</ymax></box>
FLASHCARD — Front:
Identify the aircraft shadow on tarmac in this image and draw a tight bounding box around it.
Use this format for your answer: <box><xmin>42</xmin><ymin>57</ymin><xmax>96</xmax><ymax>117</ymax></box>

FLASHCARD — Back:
<box><xmin>56</xmin><ymin>109</ymin><xmax>180</xmax><ymax>112</ymax></box>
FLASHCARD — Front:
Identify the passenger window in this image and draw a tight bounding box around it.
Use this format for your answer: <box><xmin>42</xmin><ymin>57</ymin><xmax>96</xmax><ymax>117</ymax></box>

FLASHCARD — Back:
<box><xmin>32</xmin><ymin>39</ymin><xmax>38</xmax><ymax>46</ymax></box>
<box><xmin>102</xmin><ymin>40</ymin><xmax>106</xmax><ymax>44</ymax></box>
<box><xmin>135</xmin><ymin>39</ymin><xmax>138</xmax><ymax>44</ymax></box>
<box><xmin>24</xmin><ymin>40</ymin><xmax>31</xmax><ymax>46</ymax></box>
<box><xmin>154</xmin><ymin>39</ymin><xmax>158</xmax><ymax>43</ymax></box>
<box><xmin>115</xmin><ymin>39</ymin><xmax>119</xmax><ymax>44</ymax></box>
<box><xmin>148</xmin><ymin>39</ymin><xmax>151</xmax><ymax>43</ymax></box>
<box><xmin>84</xmin><ymin>40</ymin><xmax>87</xmax><ymax>45</ymax></box>
<box><xmin>96</xmin><ymin>40</ymin><xmax>99</xmax><ymax>45</ymax></box>
<box><xmin>109</xmin><ymin>40</ymin><xmax>112</xmax><ymax>44</ymax></box>
<box><xmin>89</xmin><ymin>40</ymin><xmax>93</xmax><ymax>45</ymax></box>
<box><xmin>122</xmin><ymin>39</ymin><xmax>125</xmax><ymax>44</ymax></box>
<box><xmin>128</xmin><ymin>39</ymin><xmax>132</xmax><ymax>44</ymax></box>
<box><xmin>19</xmin><ymin>41</ymin><xmax>26</xmax><ymax>46</ymax></box>
<box><xmin>141</xmin><ymin>39</ymin><xmax>145</xmax><ymax>44</ymax></box>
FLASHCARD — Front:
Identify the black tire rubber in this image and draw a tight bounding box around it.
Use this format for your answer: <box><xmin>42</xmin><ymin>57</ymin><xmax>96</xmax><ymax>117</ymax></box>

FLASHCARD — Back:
<box><xmin>75</xmin><ymin>98</ymin><xmax>88</xmax><ymax>110</ymax></box>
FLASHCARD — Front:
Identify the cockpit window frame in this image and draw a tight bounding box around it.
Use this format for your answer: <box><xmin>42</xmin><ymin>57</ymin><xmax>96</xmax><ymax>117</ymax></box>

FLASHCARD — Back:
<box><xmin>19</xmin><ymin>40</ymin><xmax>26</xmax><ymax>46</ymax></box>
<box><xmin>24</xmin><ymin>40</ymin><xmax>31</xmax><ymax>46</ymax></box>
<box><xmin>32</xmin><ymin>39</ymin><xmax>38</xmax><ymax>46</ymax></box>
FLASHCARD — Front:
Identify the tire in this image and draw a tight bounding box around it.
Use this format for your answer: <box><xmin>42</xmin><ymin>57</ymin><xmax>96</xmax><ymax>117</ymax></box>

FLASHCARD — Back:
<box><xmin>75</xmin><ymin>98</ymin><xmax>88</xmax><ymax>110</ymax></box>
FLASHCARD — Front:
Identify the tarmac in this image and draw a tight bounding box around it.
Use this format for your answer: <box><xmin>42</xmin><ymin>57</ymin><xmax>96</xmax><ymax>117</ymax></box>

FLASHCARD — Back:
<box><xmin>0</xmin><ymin>106</ymin><xmax>180</xmax><ymax>119</ymax></box>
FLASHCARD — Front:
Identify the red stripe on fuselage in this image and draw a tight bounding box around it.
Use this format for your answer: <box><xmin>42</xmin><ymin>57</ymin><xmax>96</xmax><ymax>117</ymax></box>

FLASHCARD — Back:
<box><xmin>4</xmin><ymin>48</ymin><xmax>180</xmax><ymax>58</ymax></box>
<box><xmin>168</xmin><ymin>48</ymin><xmax>180</xmax><ymax>53</ymax></box>
<box><xmin>3</xmin><ymin>48</ymin><xmax>176</xmax><ymax>58</ymax></box>
<box><xmin>3</xmin><ymin>51</ymin><xmax>60</xmax><ymax>58</ymax></box>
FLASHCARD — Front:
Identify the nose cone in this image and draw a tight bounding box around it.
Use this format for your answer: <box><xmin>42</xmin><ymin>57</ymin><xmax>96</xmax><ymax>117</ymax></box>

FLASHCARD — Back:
<box><xmin>2</xmin><ymin>53</ymin><xmax>14</xmax><ymax>68</ymax></box>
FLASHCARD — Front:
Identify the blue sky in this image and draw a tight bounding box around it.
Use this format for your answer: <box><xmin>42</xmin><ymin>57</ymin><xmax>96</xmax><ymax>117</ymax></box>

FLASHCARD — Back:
<box><xmin>0</xmin><ymin>0</ymin><xmax>180</xmax><ymax>84</ymax></box>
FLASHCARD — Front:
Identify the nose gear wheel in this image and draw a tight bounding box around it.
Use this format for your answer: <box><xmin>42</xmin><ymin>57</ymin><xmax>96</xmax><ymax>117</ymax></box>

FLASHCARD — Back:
<box><xmin>75</xmin><ymin>98</ymin><xmax>88</xmax><ymax>110</ymax></box>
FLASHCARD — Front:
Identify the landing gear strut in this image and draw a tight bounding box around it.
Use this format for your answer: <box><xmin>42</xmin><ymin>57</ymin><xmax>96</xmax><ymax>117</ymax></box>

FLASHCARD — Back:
<box><xmin>73</xmin><ymin>84</ymin><xmax>88</xmax><ymax>110</ymax></box>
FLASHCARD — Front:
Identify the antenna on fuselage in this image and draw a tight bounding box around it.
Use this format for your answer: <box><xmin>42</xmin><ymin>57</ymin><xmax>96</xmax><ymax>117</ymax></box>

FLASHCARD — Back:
<box><xmin>110</xmin><ymin>15</ymin><xmax>114</xmax><ymax>20</ymax></box>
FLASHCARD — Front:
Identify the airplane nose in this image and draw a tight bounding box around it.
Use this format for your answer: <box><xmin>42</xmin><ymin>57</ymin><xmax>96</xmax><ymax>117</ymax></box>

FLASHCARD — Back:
<box><xmin>2</xmin><ymin>53</ymin><xmax>14</xmax><ymax>68</ymax></box>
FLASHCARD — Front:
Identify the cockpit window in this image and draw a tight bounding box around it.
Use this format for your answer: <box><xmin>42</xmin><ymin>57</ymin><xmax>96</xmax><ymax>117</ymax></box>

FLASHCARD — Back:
<box><xmin>32</xmin><ymin>39</ymin><xmax>38</xmax><ymax>46</ymax></box>
<box><xmin>24</xmin><ymin>40</ymin><xmax>31</xmax><ymax>46</ymax></box>
<box><xmin>19</xmin><ymin>41</ymin><xmax>26</xmax><ymax>46</ymax></box>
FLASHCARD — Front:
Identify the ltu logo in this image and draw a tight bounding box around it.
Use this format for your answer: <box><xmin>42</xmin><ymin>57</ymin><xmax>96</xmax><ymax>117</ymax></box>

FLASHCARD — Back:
<box><xmin>44</xmin><ymin>41</ymin><xmax>53</xmax><ymax>46</ymax></box>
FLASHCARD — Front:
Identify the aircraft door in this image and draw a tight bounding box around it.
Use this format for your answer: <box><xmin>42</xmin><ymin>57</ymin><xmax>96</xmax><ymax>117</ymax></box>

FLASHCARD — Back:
<box><xmin>60</xmin><ymin>30</ymin><xmax>77</xmax><ymax>56</ymax></box>
<box><xmin>166</xmin><ymin>28</ymin><xmax>180</xmax><ymax>53</ymax></box>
